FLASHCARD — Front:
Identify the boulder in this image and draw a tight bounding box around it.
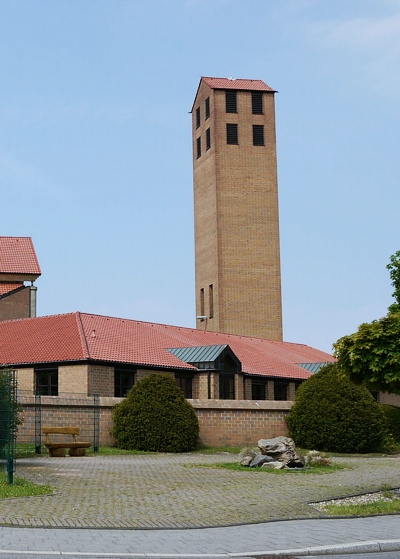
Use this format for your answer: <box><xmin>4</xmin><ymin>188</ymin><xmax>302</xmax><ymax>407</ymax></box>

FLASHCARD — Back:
<box><xmin>249</xmin><ymin>454</ymin><xmax>278</xmax><ymax>468</ymax></box>
<box><xmin>258</xmin><ymin>436</ymin><xmax>305</xmax><ymax>468</ymax></box>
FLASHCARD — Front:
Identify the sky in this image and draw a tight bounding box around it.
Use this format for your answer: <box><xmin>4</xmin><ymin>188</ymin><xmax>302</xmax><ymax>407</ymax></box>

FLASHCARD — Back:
<box><xmin>1</xmin><ymin>0</ymin><xmax>399</xmax><ymax>354</ymax></box>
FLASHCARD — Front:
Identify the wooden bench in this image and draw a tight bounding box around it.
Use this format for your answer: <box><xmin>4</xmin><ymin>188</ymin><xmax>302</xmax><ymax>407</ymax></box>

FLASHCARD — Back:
<box><xmin>42</xmin><ymin>427</ymin><xmax>91</xmax><ymax>457</ymax></box>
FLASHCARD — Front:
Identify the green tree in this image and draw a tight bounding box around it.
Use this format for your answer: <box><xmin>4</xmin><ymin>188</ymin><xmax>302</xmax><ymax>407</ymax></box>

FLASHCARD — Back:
<box><xmin>334</xmin><ymin>313</ymin><xmax>400</xmax><ymax>394</ymax></box>
<box><xmin>334</xmin><ymin>251</ymin><xmax>400</xmax><ymax>394</ymax></box>
<box><xmin>286</xmin><ymin>364</ymin><xmax>388</xmax><ymax>453</ymax></box>
<box><xmin>112</xmin><ymin>373</ymin><xmax>199</xmax><ymax>452</ymax></box>
<box><xmin>387</xmin><ymin>250</ymin><xmax>400</xmax><ymax>313</ymax></box>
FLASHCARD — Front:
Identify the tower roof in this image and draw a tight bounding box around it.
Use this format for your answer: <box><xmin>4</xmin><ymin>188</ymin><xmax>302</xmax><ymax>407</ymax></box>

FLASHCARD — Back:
<box><xmin>201</xmin><ymin>76</ymin><xmax>276</xmax><ymax>92</ymax></box>
<box><xmin>0</xmin><ymin>237</ymin><xmax>41</xmax><ymax>278</ymax></box>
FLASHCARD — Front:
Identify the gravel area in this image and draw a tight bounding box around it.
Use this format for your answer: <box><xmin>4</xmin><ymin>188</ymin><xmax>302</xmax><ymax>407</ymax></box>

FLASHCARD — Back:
<box><xmin>1</xmin><ymin>452</ymin><xmax>399</xmax><ymax>528</ymax></box>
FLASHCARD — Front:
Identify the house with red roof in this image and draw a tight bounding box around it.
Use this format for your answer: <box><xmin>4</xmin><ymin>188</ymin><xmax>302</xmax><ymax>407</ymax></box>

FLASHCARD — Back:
<box><xmin>0</xmin><ymin>237</ymin><xmax>41</xmax><ymax>322</ymax></box>
<box><xmin>2</xmin><ymin>311</ymin><xmax>336</xmax><ymax>446</ymax></box>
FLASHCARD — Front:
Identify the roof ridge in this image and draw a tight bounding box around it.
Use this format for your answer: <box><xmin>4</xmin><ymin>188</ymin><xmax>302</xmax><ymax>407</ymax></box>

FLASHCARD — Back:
<box><xmin>75</xmin><ymin>312</ymin><xmax>90</xmax><ymax>359</ymax></box>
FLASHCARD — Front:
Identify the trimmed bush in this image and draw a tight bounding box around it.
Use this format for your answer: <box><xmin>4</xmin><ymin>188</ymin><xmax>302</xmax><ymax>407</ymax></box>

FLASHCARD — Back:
<box><xmin>286</xmin><ymin>364</ymin><xmax>388</xmax><ymax>453</ymax></box>
<box><xmin>380</xmin><ymin>404</ymin><xmax>400</xmax><ymax>442</ymax></box>
<box><xmin>112</xmin><ymin>373</ymin><xmax>199</xmax><ymax>452</ymax></box>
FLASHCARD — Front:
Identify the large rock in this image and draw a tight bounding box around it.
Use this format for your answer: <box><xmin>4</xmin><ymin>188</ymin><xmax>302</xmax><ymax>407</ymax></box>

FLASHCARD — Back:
<box><xmin>258</xmin><ymin>436</ymin><xmax>305</xmax><ymax>468</ymax></box>
<box><xmin>249</xmin><ymin>454</ymin><xmax>277</xmax><ymax>468</ymax></box>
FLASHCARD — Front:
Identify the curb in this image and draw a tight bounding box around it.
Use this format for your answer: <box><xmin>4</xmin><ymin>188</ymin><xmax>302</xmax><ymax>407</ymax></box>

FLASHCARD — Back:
<box><xmin>238</xmin><ymin>539</ymin><xmax>400</xmax><ymax>557</ymax></box>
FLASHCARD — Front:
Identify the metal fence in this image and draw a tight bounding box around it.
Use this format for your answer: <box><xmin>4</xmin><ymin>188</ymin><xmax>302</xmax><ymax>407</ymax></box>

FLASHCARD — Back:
<box><xmin>17</xmin><ymin>391</ymin><xmax>100</xmax><ymax>454</ymax></box>
<box><xmin>0</xmin><ymin>369</ymin><xmax>17</xmax><ymax>484</ymax></box>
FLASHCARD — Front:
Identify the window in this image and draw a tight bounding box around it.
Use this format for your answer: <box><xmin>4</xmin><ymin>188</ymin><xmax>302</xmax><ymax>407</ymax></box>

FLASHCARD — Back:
<box><xmin>274</xmin><ymin>381</ymin><xmax>288</xmax><ymax>401</ymax></box>
<box><xmin>200</xmin><ymin>288</ymin><xmax>205</xmax><ymax>316</ymax></box>
<box><xmin>219</xmin><ymin>374</ymin><xmax>235</xmax><ymax>399</ymax></box>
<box><xmin>196</xmin><ymin>137</ymin><xmax>201</xmax><ymax>159</ymax></box>
<box><xmin>225</xmin><ymin>90</ymin><xmax>237</xmax><ymax>113</ymax></box>
<box><xmin>196</xmin><ymin>106</ymin><xmax>200</xmax><ymax>129</ymax></box>
<box><xmin>35</xmin><ymin>368</ymin><xmax>58</xmax><ymax>396</ymax></box>
<box><xmin>226</xmin><ymin>123</ymin><xmax>238</xmax><ymax>145</ymax></box>
<box><xmin>252</xmin><ymin>381</ymin><xmax>266</xmax><ymax>400</ymax></box>
<box><xmin>253</xmin><ymin>124</ymin><xmax>265</xmax><ymax>146</ymax></box>
<box><xmin>175</xmin><ymin>374</ymin><xmax>193</xmax><ymax>399</ymax></box>
<box><xmin>205</xmin><ymin>97</ymin><xmax>210</xmax><ymax>119</ymax></box>
<box><xmin>206</xmin><ymin>127</ymin><xmax>211</xmax><ymax>150</ymax></box>
<box><xmin>209</xmin><ymin>284</ymin><xmax>214</xmax><ymax>318</ymax></box>
<box><xmin>114</xmin><ymin>369</ymin><xmax>136</xmax><ymax>397</ymax></box>
<box><xmin>252</xmin><ymin>92</ymin><xmax>263</xmax><ymax>114</ymax></box>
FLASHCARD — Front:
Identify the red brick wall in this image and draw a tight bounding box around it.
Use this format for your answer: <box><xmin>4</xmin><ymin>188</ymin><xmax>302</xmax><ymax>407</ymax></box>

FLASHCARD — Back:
<box><xmin>0</xmin><ymin>286</ymin><xmax>30</xmax><ymax>322</ymax></box>
<box><xmin>18</xmin><ymin>396</ymin><xmax>292</xmax><ymax>448</ymax></box>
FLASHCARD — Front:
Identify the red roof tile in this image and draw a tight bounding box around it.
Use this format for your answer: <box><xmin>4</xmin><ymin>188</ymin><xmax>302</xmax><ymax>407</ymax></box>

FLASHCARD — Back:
<box><xmin>0</xmin><ymin>283</ymin><xmax>24</xmax><ymax>296</ymax></box>
<box><xmin>201</xmin><ymin>77</ymin><xmax>276</xmax><ymax>92</ymax></box>
<box><xmin>0</xmin><ymin>237</ymin><xmax>41</xmax><ymax>276</ymax></box>
<box><xmin>0</xmin><ymin>313</ymin><xmax>334</xmax><ymax>380</ymax></box>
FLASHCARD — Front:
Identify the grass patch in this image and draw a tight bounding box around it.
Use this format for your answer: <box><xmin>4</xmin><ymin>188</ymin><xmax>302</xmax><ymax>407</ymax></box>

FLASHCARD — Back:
<box><xmin>323</xmin><ymin>499</ymin><xmax>400</xmax><ymax>516</ymax></box>
<box><xmin>193</xmin><ymin>446</ymin><xmax>242</xmax><ymax>454</ymax></box>
<box><xmin>192</xmin><ymin>462</ymin><xmax>343</xmax><ymax>473</ymax></box>
<box><xmin>0</xmin><ymin>472</ymin><xmax>52</xmax><ymax>499</ymax></box>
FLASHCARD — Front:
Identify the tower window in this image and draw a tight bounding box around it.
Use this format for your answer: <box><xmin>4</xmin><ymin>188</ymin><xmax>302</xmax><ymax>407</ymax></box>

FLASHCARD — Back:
<box><xmin>196</xmin><ymin>107</ymin><xmax>200</xmax><ymax>129</ymax></box>
<box><xmin>196</xmin><ymin>137</ymin><xmax>201</xmax><ymax>159</ymax></box>
<box><xmin>253</xmin><ymin>124</ymin><xmax>265</xmax><ymax>146</ymax></box>
<box><xmin>209</xmin><ymin>284</ymin><xmax>214</xmax><ymax>318</ymax></box>
<box><xmin>226</xmin><ymin>123</ymin><xmax>238</xmax><ymax>145</ymax></box>
<box><xmin>206</xmin><ymin>128</ymin><xmax>211</xmax><ymax>150</ymax></box>
<box><xmin>200</xmin><ymin>288</ymin><xmax>205</xmax><ymax>315</ymax></box>
<box><xmin>252</xmin><ymin>92</ymin><xmax>263</xmax><ymax>114</ymax></box>
<box><xmin>205</xmin><ymin>97</ymin><xmax>210</xmax><ymax>119</ymax></box>
<box><xmin>225</xmin><ymin>91</ymin><xmax>237</xmax><ymax>113</ymax></box>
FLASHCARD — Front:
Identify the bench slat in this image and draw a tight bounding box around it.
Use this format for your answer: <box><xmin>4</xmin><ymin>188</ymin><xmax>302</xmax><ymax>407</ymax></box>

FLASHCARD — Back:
<box><xmin>42</xmin><ymin>427</ymin><xmax>80</xmax><ymax>435</ymax></box>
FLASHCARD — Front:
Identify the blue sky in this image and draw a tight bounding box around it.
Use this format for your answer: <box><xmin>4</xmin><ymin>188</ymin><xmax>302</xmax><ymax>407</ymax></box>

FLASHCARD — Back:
<box><xmin>1</xmin><ymin>0</ymin><xmax>399</xmax><ymax>353</ymax></box>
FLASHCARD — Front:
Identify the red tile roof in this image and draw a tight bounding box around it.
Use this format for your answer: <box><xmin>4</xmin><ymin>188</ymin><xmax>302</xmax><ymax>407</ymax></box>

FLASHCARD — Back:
<box><xmin>0</xmin><ymin>237</ymin><xmax>41</xmax><ymax>276</ymax></box>
<box><xmin>0</xmin><ymin>312</ymin><xmax>334</xmax><ymax>380</ymax></box>
<box><xmin>201</xmin><ymin>77</ymin><xmax>276</xmax><ymax>92</ymax></box>
<box><xmin>0</xmin><ymin>283</ymin><xmax>24</xmax><ymax>296</ymax></box>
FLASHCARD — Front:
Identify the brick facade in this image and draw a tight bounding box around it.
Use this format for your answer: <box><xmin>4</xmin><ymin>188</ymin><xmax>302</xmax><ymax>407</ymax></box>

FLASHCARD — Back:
<box><xmin>193</xmin><ymin>79</ymin><xmax>283</xmax><ymax>340</ymax></box>
<box><xmin>0</xmin><ymin>286</ymin><xmax>31</xmax><ymax>322</ymax></box>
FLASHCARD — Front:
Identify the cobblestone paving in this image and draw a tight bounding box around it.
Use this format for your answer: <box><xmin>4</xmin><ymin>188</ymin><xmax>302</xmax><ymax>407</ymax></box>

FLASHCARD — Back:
<box><xmin>1</xmin><ymin>453</ymin><xmax>399</xmax><ymax>529</ymax></box>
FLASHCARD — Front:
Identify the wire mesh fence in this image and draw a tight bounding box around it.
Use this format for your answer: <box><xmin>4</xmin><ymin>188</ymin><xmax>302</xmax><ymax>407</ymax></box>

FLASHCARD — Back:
<box><xmin>0</xmin><ymin>369</ymin><xmax>17</xmax><ymax>484</ymax></box>
<box><xmin>17</xmin><ymin>391</ymin><xmax>100</xmax><ymax>454</ymax></box>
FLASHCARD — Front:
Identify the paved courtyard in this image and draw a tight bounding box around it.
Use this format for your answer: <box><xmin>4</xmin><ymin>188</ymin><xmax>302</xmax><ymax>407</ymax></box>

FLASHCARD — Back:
<box><xmin>2</xmin><ymin>452</ymin><xmax>400</xmax><ymax>528</ymax></box>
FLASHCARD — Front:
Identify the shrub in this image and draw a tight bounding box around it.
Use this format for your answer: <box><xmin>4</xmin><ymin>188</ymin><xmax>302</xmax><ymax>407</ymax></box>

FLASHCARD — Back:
<box><xmin>286</xmin><ymin>364</ymin><xmax>388</xmax><ymax>453</ymax></box>
<box><xmin>380</xmin><ymin>404</ymin><xmax>400</xmax><ymax>442</ymax></box>
<box><xmin>112</xmin><ymin>373</ymin><xmax>199</xmax><ymax>452</ymax></box>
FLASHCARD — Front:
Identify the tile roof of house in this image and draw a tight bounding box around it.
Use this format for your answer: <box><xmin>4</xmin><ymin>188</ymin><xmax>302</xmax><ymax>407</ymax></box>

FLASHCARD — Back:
<box><xmin>0</xmin><ymin>283</ymin><xmax>24</xmax><ymax>297</ymax></box>
<box><xmin>0</xmin><ymin>312</ymin><xmax>334</xmax><ymax>380</ymax></box>
<box><xmin>0</xmin><ymin>237</ymin><xmax>41</xmax><ymax>276</ymax></box>
<box><xmin>201</xmin><ymin>77</ymin><xmax>276</xmax><ymax>92</ymax></box>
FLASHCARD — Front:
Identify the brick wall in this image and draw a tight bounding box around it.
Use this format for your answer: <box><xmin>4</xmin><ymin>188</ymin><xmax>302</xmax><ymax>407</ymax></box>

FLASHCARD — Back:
<box><xmin>59</xmin><ymin>365</ymin><xmax>88</xmax><ymax>395</ymax></box>
<box><xmin>0</xmin><ymin>286</ymin><xmax>30</xmax><ymax>322</ymax></box>
<box><xmin>17</xmin><ymin>396</ymin><xmax>292</xmax><ymax>448</ymax></box>
<box><xmin>88</xmin><ymin>364</ymin><xmax>114</xmax><ymax>396</ymax></box>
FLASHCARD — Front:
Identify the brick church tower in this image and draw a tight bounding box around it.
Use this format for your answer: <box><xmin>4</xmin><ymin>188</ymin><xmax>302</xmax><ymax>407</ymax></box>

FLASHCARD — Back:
<box><xmin>192</xmin><ymin>77</ymin><xmax>283</xmax><ymax>341</ymax></box>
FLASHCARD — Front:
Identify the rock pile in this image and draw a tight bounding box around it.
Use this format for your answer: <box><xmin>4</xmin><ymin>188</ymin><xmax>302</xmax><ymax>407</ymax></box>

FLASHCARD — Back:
<box><xmin>239</xmin><ymin>436</ymin><xmax>305</xmax><ymax>470</ymax></box>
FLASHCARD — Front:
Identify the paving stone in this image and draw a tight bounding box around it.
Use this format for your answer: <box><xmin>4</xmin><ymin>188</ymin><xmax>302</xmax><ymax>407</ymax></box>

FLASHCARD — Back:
<box><xmin>0</xmin><ymin>453</ymin><xmax>399</xmax><ymax>529</ymax></box>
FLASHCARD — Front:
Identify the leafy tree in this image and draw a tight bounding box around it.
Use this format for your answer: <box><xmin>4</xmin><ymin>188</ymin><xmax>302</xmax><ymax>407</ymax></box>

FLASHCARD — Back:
<box><xmin>286</xmin><ymin>364</ymin><xmax>388</xmax><ymax>453</ymax></box>
<box><xmin>112</xmin><ymin>373</ymin><xmax>199</xmax><ymax>452</ymax></box>
<box><xmin>334</xmin><ymin>313</ymin><xmax>400</xmax><ymax>394</ymax></box>
<box><xmin>387</xmin><ymin>250</ymin><xmax>400</xmax><ymax>313</ymax></box>
<box><xmin>334</xmin><ymin>251</ymin><xmax>400</xmax><ymax>394</ymax></box>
